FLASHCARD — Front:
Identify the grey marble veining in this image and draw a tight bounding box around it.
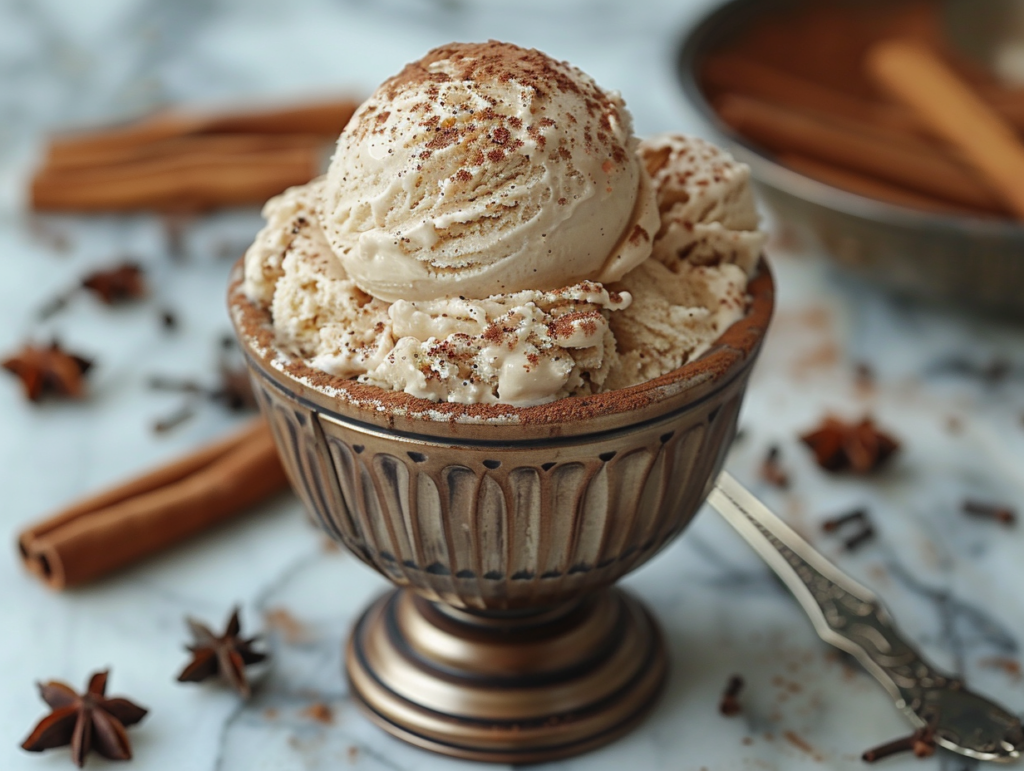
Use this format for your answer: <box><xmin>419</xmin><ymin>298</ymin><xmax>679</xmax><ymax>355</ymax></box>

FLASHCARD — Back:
<box><xmin>2</xmin><ymin>0</ymin><xmax>1024</xmax><ymax>769</ymax></box>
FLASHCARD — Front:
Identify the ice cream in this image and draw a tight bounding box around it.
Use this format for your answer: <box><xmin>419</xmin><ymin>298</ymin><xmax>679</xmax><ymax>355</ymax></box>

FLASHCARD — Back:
<box><xmin>243</xmin><ymin>41</ymin><xmax>765</xmax><ymax>407</ymax></box>
<box><xmin>318</xmin><ymin>42</ymin><xmax>659</xmax><ymax>303</ymax></box>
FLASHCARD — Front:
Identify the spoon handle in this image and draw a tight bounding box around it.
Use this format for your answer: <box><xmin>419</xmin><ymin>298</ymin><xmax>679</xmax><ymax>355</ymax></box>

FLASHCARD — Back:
<box><xmin>708</xmin><ymin>471</ymin><xmax>1022</xmax><ymax>762</ymax></box>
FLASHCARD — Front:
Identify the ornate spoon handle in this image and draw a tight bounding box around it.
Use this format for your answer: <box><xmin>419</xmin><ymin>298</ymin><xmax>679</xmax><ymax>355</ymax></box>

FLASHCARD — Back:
<box><xmin>708</xmin><ymin>471</ymin><xmax>1023</xmax><ymax>762</ymax></box>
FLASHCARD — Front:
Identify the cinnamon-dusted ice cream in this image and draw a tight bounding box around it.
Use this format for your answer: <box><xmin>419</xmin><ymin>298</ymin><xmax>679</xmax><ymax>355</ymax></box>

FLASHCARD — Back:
<box><xmin>244</xmin><ymin>41</ymin><xmax>764</xmax><ymax>406</ymax></box>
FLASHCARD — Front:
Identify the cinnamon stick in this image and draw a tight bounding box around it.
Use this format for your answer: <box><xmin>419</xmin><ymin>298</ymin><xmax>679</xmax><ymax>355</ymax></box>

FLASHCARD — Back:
<box><xmin>31</xmin><ymin>144</ymin><xmax>321</xmax><ymax>212</ymax></box>
<box><xmin>44</xmin><ymin>98</ymin><xmax>359</xmax><ymax>168</ymax></box>
<box><xmin>867</xmin><ymin>39</ymin><xmax>1024</xmax><ymax>219</ymax></box>
<box><xmin>716</xmin><ymin>93</ymin><xmax>1008</xmax><ymax>213</ymax></box>
<box><xmin>779</xmin><ymin>153</ymin><xmax>992</xmax><ymax>217</ymax></box>
<box><xmin>702</xmin><ymin>53</ymin><xmax>921</xmax><ymax>134</ymax></box>
<box><xmin>17</xmin><ymin>419</ymin><xmax>289</xmax><ymax>590</ymax></box>
<box><xmin>43</xmin><ymin>133</ymin><xmax>325</xmax><ymax>173</ymax></box>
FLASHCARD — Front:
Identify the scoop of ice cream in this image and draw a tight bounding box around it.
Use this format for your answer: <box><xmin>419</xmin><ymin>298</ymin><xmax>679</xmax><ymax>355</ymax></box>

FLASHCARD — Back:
<box><xmin>317</xmin><ymin>41</ymin><xmax>658</xmax><ymax>303</ymax></box>
<box><xmin>604</xmin><ymin>134</ymin><xmax>765</xmax><ymax>390</ymax></box>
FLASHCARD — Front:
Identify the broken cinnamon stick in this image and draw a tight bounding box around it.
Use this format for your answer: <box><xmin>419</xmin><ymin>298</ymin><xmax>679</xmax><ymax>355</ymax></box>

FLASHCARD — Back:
<box><xmin>716</xmin><ymin>93</ymin><xmax>1007</xmax><ymax>213</ymax></box>
<box><xmin>867</xmin><ymin>40</ymin><xmax>1024</xmax><ymax>219</ymax></box>
<box><xmin>17</xmin><ymin>419</ymin><xmax>289</xmax><ymax>590</ymax></box>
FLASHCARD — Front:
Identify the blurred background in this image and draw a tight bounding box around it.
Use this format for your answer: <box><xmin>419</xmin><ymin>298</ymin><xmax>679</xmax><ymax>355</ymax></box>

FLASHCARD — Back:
<box><xmin>2</xmin><ymin>1</ymin><xmax>1023</xmax><ymax>769</ymax></box>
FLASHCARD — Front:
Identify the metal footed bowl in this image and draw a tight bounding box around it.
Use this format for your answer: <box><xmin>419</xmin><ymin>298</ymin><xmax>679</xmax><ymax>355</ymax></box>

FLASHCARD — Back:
<box><xmin>229</xmin><ymin>260</ymin><xmax>774</xmax><ymax>762</ymax></box>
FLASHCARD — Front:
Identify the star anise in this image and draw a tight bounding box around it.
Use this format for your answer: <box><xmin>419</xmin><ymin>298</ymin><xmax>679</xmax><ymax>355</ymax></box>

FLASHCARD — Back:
<box><xmin>177</xmin><ymin>608</ymin><xmax>266</xmax><ymax>697</ymax></box>
<box><xmin>81</xmin><ymin>263</ymin><xmax>147</xmax><ymax>304</ymax></box>
<box><xmin>21</xmin><ymin>670</ymin><xmax>148</xmax><ymax>768</ymax></box>
<box><xmin>800</xmin><ymin>415</ymin><xmax>900</xmax><ymax>473</ymax></box>
<box><xmin>2</xmin><ymin>341</ymin><xmax>92</xmax><ymax>401</ymax></box>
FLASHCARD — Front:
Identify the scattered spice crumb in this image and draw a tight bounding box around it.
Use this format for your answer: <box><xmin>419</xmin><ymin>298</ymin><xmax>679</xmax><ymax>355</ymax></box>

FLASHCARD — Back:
<box><xmin>264</xmin><ymin>607</ymin><xmax>308</xmax><ymax>644</ymax></box>
<box><xmin>978</xmin><ymin>656</ymin><xmax>1023</xmax><ymax>681</ymax></box>
<box><xmin>153</xmin><ymin>403</ymin><xmax>196</xmax><ymax>434</ymax></box>
<box><xmin>264</xmin><ymin>707</ymin><xmax>279</xmax><ymax>720</ymax></box>
<box><xmin>962</xmin><ymin>499</ymin><xmax>1016</xmax><ymax>526</ymax></box>
<box><xmin>760</xmin><ymin>444</ymin><xmax>790</xmax><ymax>488</ymax></box>
<box><xmin>945</xmin><ymin>415</ymin><xmax>963</xmax><ymax>434</ymax></box>
<box><xmin>301</xmin><ymin>702</ymin><xmax>334</xmax><ymax>724</ymax></box>
<box><xmin>160</xmin><ymin>308</ymin><xmax>179</xmax><ymax>331</ymax></box>
<box><xmin>854</xmin><ymin>362</ymin><xmax>875</xmax><ymax>394</ymax></box>
<box><xmin>742</xmin><ymin>736</ymin><xmax>754</xmax><ymax>746</ymax></box>
<box><xmin>348</xmin><ymin>745</ymin><xmax>360</xmax><ymax>763</ymax></box>
<box><xmin>162</xmin><ymin>213</ymin><xmax>191</xmax><ymax>260</ymax></box>
<box><xmin>783</xmin><ymin>730</ymin><xmax>822</xmax><ymax>760</ymax></box>
<box><xmin>719</xmin><ymin>674</ymin><xmax>744</xmax><ymax>716</ymax></box>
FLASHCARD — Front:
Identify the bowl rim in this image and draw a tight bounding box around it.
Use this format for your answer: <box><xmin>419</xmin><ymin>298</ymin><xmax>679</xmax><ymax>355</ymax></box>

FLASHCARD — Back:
<box><xmin>229</xmin><ymin>257</ymin><xmax>774</xmax><ymax>435</ymax></box>
<box><xmin>675</xmin><ymin>0</ymin><xmax>1024</xmax><ymax>239</ymax></box>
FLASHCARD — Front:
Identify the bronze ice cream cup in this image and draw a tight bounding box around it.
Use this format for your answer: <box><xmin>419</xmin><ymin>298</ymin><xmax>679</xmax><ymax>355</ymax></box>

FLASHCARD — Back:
<box><xmin>229</xmin><ymin>260</ymin><xmax>774</xmax><ymax>763</ymax></box>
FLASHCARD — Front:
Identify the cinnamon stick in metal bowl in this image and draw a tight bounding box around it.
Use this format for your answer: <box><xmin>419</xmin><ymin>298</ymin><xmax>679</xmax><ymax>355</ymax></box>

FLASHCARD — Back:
<box><xmin>677</xmin><ymin>0</ymin><xmax>1024</xmax><ymax>319</ymax></box>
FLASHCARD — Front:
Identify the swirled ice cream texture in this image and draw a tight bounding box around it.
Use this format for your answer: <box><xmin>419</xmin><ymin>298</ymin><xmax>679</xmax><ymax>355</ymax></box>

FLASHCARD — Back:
<box><xmin>243</xmin><ymin>42</ymin><xmax>765</xmax><ymax>406</ymax></box>
<box><xmin>318</xmin><ymin>41</ymin><xmax>658</xmax><ymax>302</ymax></box>
<box><xmin>245</xmin><ymin>181</ymin><xmax>627</xmax><ymax>406</ymax></box>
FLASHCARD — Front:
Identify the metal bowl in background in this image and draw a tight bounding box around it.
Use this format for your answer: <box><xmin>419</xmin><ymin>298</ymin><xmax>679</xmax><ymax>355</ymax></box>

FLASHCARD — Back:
<box><xmin>677</xmin><ymin>0</ymin><xmax>1024</xmax><ymax>320</ymax></box>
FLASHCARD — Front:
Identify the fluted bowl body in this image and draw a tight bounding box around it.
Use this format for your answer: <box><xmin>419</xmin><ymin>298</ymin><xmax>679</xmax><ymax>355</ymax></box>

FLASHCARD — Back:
<box><xmin>229</xmin><ymin>262</ymin><xmax>774</xmax><ymax>610</ymax></box>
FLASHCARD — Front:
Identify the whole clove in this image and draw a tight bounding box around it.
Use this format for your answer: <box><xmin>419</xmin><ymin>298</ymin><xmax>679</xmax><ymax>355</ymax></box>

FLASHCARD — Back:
<box><xmin>719</xmin><ymin>674</ymin><xmax>745</xmax><ymax>716</ymax></box>
<box><xmin>820</xmin><ymin>508</ymin><xmax>875</xmax><ymax>551</ymax></box>
<box><xmin>843</xmin><ymin>525</ymin><xmax>876</xmax><ymax>552</ymax></box>
<box><xmin>862</xmin><ymin>726</ymin><xmax>935</xmax><ymax>763</ymax></box>
<box><xmin>962</xmin><ymin>499</ymin><xmax>1016</xmax><ymax>526</ymax></box>
<box><xmin>821</xmin><ymin>508</ymin><xmax>868</xmax><ymax>533</ymax></box>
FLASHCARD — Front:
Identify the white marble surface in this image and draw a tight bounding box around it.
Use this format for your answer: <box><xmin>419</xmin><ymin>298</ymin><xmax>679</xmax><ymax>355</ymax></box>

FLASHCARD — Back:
<box><xmin>3</xmin><ymin>1</ymin><xmax>1024</xmax><ymax>769</ymax></box>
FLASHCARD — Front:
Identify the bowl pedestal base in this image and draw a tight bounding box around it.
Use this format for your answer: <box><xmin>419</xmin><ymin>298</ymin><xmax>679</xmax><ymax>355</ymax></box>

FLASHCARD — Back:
<box><xmin>345</xmin><ymin>587</ymin><xmax>668</xmax><ymax>763</ymax></box>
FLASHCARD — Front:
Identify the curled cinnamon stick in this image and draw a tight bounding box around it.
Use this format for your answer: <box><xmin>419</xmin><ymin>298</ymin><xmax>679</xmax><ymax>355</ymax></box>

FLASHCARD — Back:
<box><xmin>17</xmin><ymin>419</ymin><xmax>289</xmax><ymax>590</ymax></box>
<box><xmin>867</xmin><ymin>40</ymin><xmax>1024</xmax><ymax>219</ymax></box>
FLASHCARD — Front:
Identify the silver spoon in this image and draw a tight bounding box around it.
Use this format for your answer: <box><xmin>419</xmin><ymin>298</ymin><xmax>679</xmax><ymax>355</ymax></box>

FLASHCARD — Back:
<box><xmin>708</xmin><ymin>471</ymin><xmax>1024</xmax><ymax>762</ymax></box>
